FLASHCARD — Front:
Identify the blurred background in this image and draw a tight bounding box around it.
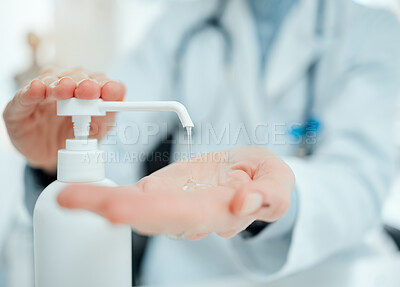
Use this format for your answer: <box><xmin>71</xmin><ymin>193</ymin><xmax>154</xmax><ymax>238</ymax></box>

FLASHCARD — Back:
<box><xmin>0</xmin><ymin>1</ymin><xmax>164</xmax><ymax>286</ymax></box>
<box><xmin>0</xmin><ymin>0</ymin><xmax>400</xmax><ymax>287</ymax></box>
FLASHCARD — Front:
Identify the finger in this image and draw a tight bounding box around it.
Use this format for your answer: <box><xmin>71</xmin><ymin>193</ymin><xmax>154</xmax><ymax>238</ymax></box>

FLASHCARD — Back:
<box><xmin>46</xmin><ymin>77</ymin><xmax>76</xmax><ymax>100</ymax></box>
<box><xmin>58</xmin><ymin>184</ymin><xmax>235</xmax><ymax>235</ymax></box>
<box><xmin>74</xmin><ymin>79</ymin><xmax>101</xmax><ymax>99</ymax></box>
<box><xmin>58</xmin><ymin>70</ymin><xmax>100</xmax><ymax>100</ymax></box>
<box><xmin>231</xmin><ymin>178</ymin><xmax>292</xmax><ymax>221</ymax></box>
<box><xmin>252</xmin><ymin>165</ymin><xmax>293</xmax><ymax>221</ymax></box>
<box><xmin>216</xmin><ymin>230</ymin><xmax>238</xmax><ymax>239</ymax></box>
<box><xmin>230</xmin><ymin>187</ymin><xmax>264</xmax><ymax>216</ymax></box>
<box><xmin>57</xmin><ymin>184</ymin><xmax>126</xmax><ymax>213</ymax></box>
<box><xmin>4</xmin><ymin>79</ymin><xmax>46</xmax><ymax>121</ymax></box>
<box><xmin>58</xmin><ymin>185</ymin><xmax>201</xmax><ymax>234</ymax></box>
<box><xmin>230</xmin><ymin>159</ymin><xmax>294</xmax><ymax>220</ymax></box>
<box><xmin>89</xmin><ymin>73</ymin><xmax>125</xmax><ymax>101</ymax></box>
<box><xmin>101</xmin><ymin>81</ymin><xmax>125</xmax><ymax>101</ymax></box>
<box><xmin>38</xmin><ymin>73</ymin><xmax>60</xmax><ymax>101</ymax></box>
<box><xmin>39</xmin><ymin>74</ymin><xmax>59</xmax><ymax>86</ymax></box>
<box><xmin>185</xmin><ymin>233</ymin><xmax>210</xmax><ymax>241</ymax></box>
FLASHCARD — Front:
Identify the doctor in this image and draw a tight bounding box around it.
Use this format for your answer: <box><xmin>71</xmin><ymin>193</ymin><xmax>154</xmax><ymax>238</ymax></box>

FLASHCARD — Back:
<box><xmin>3</xmin><ymin>0</ymin><xmax>400</xmax><ymax>285</ymax></box>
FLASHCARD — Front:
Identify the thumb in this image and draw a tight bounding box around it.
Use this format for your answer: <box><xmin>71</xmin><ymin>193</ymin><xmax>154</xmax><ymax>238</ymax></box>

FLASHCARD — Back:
<box><xmin>230</xmin><ymin>185</ymin><xmax>264</xmax><ymax>216</ymax></box>
<box><xmin>4</xmin><ymin>80</ymin><xmax>46</xmax><ymax>122</ymax></box>
<box><xmin>230</xmin><ymin>173</ymin><xmax>293</xmax><ymax>222</ymax></box>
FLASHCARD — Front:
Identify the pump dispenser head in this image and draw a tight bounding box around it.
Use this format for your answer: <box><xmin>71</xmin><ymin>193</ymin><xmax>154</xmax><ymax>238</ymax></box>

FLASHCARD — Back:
<box><xmin>57</xmin><ymin>98</ymin><xmax>194</xmax><ymax>132</ymax></box>
<box><xmin>56</xmin><ymin>98</ymin><xmax>193</xmax><ymax>182</ymax></box>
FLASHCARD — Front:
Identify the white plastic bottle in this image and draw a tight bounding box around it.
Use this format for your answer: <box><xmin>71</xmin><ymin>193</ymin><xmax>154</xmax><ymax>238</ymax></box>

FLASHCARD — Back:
<box><xmin>33</xmin><ymin>98</ymin><xmax>194</xmax><ymax>287</ymax></box>
<box><xmin>33</xmin><ymin>138</ymin><xmax>132</xmax><ymax>287</ymax></box>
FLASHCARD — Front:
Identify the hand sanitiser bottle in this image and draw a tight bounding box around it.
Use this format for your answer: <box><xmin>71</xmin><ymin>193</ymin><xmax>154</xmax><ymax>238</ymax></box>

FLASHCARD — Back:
<box><xmin>34</xmin><ymin>98</ymin><xmax>194</xmax><ymax>287</ymax></box>
<box><xmin>33</xmin><ymin>118</ymin><xmax>132</xmax><ymax>287</ymax></box>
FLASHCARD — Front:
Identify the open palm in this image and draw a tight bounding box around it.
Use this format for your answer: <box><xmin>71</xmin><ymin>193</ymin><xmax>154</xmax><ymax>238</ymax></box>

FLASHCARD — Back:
<box><xmin>58</xmin><ymin>146</ymin><xmax>295</xmax><ymax>240</ymax></box>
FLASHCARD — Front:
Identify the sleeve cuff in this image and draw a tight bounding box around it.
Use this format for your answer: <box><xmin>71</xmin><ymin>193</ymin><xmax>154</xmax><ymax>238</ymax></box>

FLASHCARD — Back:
<box><xmin>24</xmin><ymin>165</ymin><xmax>57</xmax><ymax>216</ymax></box>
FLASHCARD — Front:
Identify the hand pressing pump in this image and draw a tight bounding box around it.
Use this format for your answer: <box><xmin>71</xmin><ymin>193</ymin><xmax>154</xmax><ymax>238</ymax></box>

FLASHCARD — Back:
<box><xmin>34</xmin><ymin>98</ymin><xmax>194</xmax><ymax>287</ymax></box>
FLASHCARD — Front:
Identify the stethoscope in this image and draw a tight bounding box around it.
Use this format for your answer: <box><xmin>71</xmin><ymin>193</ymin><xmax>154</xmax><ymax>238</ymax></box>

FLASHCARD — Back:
<box><xmin>172</xmin><ymin>0</ymin><xmax>325</xmax><ymax>157</ymax></box>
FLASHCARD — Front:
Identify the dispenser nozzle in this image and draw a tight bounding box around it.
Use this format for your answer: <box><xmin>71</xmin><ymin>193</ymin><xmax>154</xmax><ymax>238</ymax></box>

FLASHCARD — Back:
<box><xmin>99</xmin><ymin>101</ymin><xmax>194</xmax><ymax>128</ymax></box>
<box><xmin>72</xmin><ymin>115</ymin><xmax>91</xmax><ymax>139</ymax></box>
<box><xmin>57</xmin><ymin>98</ymin><xmax>194</xmax><ymax>129</ymax></box>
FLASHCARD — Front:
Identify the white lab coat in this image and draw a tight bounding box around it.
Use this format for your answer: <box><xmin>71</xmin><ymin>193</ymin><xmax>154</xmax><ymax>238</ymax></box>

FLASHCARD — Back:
<box><xmin>102</xmin><ymin>0</ymin><xmax>400</xmax><ymax>285</ymax></box>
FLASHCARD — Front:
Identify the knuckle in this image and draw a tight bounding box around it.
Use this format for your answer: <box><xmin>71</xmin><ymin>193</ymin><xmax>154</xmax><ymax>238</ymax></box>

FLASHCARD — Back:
<box><xmin>102</xmin><ymin>81</ymin><xmax>115</xmax><ymax>90</ymax></box>
<box><xmin>137</xmin><ymin>176</ymin><xmax>159</xmax><ymax>193</ymax></box>
<box><xmin>40</xmin><ymin>75</ymin><xmax>57</xmax><ymax>85</ymax></box>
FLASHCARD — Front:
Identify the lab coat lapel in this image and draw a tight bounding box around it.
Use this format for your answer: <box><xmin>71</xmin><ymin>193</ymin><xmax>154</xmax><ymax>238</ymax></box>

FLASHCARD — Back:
<box><xmin>264</xmin><ymin>0</ymin><xmax>324</xmax><ymax>100</ymax></box>
<box><xmin>222</xmin><ymin>0</ymin><xmax>266</xmax><ymax>130</ymax></box>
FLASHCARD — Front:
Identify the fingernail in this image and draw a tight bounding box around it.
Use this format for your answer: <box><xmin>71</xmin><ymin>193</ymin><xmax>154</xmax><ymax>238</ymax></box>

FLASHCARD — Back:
<box><xmin>240</xmin><ymin>193</ymin><xmax>263</xmax><ymax>215</ymax></box>
<box><xmin>77</xmin><ymin>78</ymin><xmax>98</xmax><ymax>87</ymax></box>
<box><xmin>21</xmin><ymin>82</ymin><xmax>32</xmax><ymax>93</ymax></box>
<box><xmin>52</xmin><ymin>76</ymin><xmax>74</xmax><ymax>88</ymax></box>
<box><xmin>49</xmin><ymin>79</ymin><xmax>61</xmax><ymax>88</ymax></box>
<box><xmin>59</xmin><ymin>76</ymin><xmax>73</xmax><ymax>82</ymax></box>
<box><xmin>103</xmin><ymin>80</ymin><xmax>113</xmax><ymax>85</ymax></box>
<box><xmin>22</xmin><ymin>79</ymin><xmax>41</xmax><ymax>92</ymax></box>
